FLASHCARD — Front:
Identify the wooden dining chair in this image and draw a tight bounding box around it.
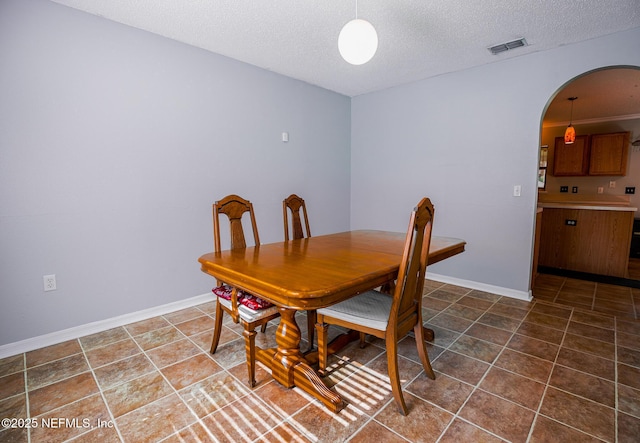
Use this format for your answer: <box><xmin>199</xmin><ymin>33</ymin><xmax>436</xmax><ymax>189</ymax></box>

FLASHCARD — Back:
<box><xmin>282</xmin><ymin>194</ymin><xmax>315</xmax><ymax>349</ymax></box>
<box><xmin>210</xmin><ymin>194</ymin><xmax>280</xmax><ymax>387</ymax></box>
<box><xmin>315</xmin><ymin>198</ymin><xmax>436</xmax><ymax>415</ymax></box>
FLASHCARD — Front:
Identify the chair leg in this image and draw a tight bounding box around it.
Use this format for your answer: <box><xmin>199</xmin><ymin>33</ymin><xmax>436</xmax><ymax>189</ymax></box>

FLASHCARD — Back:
<box><xmin>243</xmin><ymin>328</ymin><xmax>257</xmax><ymax>388</ymax></box>
<box><xmin>414</xmin><ymin>323</ymin><xmax>436</xmax><ymax>380</ymax></box>
<box><xmin>260</xmin><ymin>322</ymin><xmax>268</xmax><ymax>333</ymax></box>
<box><xmin>386</xmin><ymin>339</ymin><xmax>408</xmax><ymax>415</ymax></box>
<box><xmin>209</xmin><ymin>299</ymin><xmax>225</xmax><ymax>354</ymax></box>
<box><xmin>359</xmin><ymin>332</ymin><xmax>367</xmax><ymax>348</ymax></box>
<box><xmin>316</xmin><ymin>321</ymin><xmax>329</xmax><ymax>376</ymax></box>
<box><xmin>306</xmin><ymin>310</ymin><xmax>316</xmax><ymax>350</ymax></box>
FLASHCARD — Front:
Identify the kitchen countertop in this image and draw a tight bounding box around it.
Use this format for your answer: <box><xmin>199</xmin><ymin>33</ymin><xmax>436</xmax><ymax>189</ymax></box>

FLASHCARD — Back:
<box><xmin>537</xmin><ymin>193</ymin><xmax>637</xmax><ymax>212</ymax></box>
<box><xmin>537</xmin><ymin>202</ymin><xmax>638</xmax><ymax>211</ymax></box>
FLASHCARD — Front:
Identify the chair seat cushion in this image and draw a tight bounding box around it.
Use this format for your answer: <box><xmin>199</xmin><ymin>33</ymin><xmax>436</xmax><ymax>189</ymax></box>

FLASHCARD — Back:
<box><xmin>212</xmin><ymin>285</ymin><xmax>274</xmax><ymax>311</ymax></box>
<box><xmin>217</xmin><ymin>294</ymin><xmax>280</xmax><ymax>322</ymax></box>
<box><xmin>317</xmin><ymin>290</ymin><xmax>391</xmax><ymax>331</ymax></box>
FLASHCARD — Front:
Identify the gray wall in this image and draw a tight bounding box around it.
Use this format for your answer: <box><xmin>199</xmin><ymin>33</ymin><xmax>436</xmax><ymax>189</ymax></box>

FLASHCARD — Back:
<box><xmin>0</xmin><ymin>0</ymin><xmax>351</xmax><ymax>345</ymax></box>
<box><xmin>350</xmin><ymin>27</ymin><xmax>640</xmax><ymax>293</ymax></box>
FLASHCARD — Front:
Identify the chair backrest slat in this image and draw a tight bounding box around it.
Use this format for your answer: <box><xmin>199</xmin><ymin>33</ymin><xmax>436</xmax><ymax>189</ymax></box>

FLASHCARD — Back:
<box><xmin>283</xmin><ymin>194</ymin><xmax>311</xmax><ymax>241</ymax></box>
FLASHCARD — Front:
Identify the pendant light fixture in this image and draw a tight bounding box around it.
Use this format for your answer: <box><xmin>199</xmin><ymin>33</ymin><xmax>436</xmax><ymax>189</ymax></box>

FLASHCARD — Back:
<box><xmin>564</xmin><ymin>97</ymin><xmax>578</xmax><ymax>144</ymax></box>
<box><xmin>338</xmin><ymin>1</ymin><xmax>378</xmax><ymax>65</ymax></box>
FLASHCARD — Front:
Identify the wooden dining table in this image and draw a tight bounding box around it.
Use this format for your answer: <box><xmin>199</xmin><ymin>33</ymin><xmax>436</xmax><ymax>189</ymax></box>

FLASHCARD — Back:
<box><xmin>198</xmin><ymin>230</ymin><xmax>465</xmax><ymax>413</ymax></box>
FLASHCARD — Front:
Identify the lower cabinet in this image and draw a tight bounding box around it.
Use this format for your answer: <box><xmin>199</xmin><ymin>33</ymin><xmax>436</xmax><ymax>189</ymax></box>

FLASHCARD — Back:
<box><xmin>539</xmin><ymin>208</ymin><xmax>634</xmax><ymax>277</ymax></box>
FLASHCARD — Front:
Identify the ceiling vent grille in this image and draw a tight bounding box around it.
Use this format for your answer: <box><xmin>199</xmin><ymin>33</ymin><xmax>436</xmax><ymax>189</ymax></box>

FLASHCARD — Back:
<box><xmin>488</xmin><ymin>38</ymin><xmax>528</xmax><ymax>55</ymax></box>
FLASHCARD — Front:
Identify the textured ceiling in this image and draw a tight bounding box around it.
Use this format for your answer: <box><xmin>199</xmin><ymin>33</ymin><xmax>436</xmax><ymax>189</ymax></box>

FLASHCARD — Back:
<box><xmin>49</xmin><ymin>0</ymin><xmax>640</xmax><ymax>122</ymax></box>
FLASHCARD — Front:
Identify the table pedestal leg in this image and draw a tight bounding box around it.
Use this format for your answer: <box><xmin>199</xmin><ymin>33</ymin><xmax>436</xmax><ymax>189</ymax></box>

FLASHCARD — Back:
<box><xmin>263</xmin><ymin>308</ymin><xmax>345</xmax><ymax>413</ymax></box>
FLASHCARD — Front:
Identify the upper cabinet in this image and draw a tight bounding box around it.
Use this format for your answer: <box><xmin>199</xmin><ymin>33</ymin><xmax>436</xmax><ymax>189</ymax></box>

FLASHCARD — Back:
<box><xmin>553</xmin><ymin>135</ymin><xmax>589</xmax><ymax>176</ymax></box>
<box><xmin>552</xmin><ymin>131</ymin><xmax>630</xmax><ymax>176</ymax></box>
<box><xmin>588</xmin><ymin>132</ymin><xmax>629</xmax><ymax>175</ymax></box>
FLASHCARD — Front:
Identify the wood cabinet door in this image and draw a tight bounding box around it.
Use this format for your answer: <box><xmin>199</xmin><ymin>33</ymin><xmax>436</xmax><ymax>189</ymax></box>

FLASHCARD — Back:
<box><xmin>552</xmin><ymin>135</ymin><xmax>589</xmax><ymax>176</ymax></box>
<box><xmin>589</xmin><ymin>132</ymin><xmax>629</xmax><ymax>175</ymax></box>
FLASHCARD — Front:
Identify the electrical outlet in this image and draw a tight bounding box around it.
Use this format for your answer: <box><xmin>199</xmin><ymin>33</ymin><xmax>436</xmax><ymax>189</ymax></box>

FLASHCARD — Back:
<box><xmin>565</xmin><ymin>219</ymin><xmax>577</xmax><ymax>226</ymax></box>
<box><xmin>625</xmin><ymin>187</ymin><xmax>636</xmax><ymax>194</ymax></box>
<box><xmin>572</xmin><ymin>186</ymin><xmax>578</xmax><ymax>193</ymax></box>
<box><xmin>560</xmin><ymin>186</ymin><xmax>568</xmax><ymax>193</ymax></box>
<box><xmin>43</xmin><ymin>274</ymin><xmax>56</xmax><ymax>292</ymax></box>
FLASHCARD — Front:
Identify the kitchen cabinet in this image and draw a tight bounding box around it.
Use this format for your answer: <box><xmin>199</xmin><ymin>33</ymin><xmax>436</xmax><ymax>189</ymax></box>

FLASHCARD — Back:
<box><xmin>538</xmin><ymin>207</ymin><xmax>634</xmax><ymax>277</ymax></box>
<box><xmin>551</xmin><ymin>132</ymin><xmax>630</xmax><ymax>176</ymax></box>
<box><xmin>553</xmin><ymin>135</ymin><xmax>589</xmax><ymax>176</ymax></box>
<box><xmin>588</xmin><ymin>132</ymin><xmax>629</xmax><ymax>175</ymax></box>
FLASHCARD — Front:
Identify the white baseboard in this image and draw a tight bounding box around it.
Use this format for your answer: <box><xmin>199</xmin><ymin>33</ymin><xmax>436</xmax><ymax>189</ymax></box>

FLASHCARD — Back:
<box><xmin>0</xmin><ymin>293</ymin><xmax>213</xmax><ymax>359</ymax></box>
<box><xmin>428</xmin><ymin>273</ymin><xmax>532</xmax><ymax>301</ymax></box>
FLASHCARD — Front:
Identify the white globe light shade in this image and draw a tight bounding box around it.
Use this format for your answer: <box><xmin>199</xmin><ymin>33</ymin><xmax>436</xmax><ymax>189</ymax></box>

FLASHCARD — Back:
<box><xmin>338</xmin><ymin>19</ymin><xmax>378</xmax><ymax>65</ymax></box>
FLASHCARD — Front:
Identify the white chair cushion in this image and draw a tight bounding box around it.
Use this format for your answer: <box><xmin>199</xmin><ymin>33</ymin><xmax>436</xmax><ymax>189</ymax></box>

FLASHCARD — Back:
<box><xmin>218</xmin><ymin>296</ymin><xmax>279</xmax><ymax>323</ymax></box>
<box><xmin>317</xmin><ymin>290</ymin><xmax>391</xmax><ymax>331</ymax></box>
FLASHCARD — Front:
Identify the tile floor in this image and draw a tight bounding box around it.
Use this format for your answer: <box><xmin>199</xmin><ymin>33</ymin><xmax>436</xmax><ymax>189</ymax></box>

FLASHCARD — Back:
<box><xmin>1</xmin><ymin>278</ymin><xmax>640</xmax><ymax>442</ymax></box>
<box><xmin>533</xmin><ymin>272</ymin><xmax>639</xmax><ymax>320</ymax></box>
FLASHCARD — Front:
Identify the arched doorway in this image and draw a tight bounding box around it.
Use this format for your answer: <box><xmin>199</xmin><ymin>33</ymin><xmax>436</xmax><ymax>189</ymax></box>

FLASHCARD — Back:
<box><xmin>532</xmin><ymin>66</ymin><xmax>640</xmax><ymax>317</ymax></box>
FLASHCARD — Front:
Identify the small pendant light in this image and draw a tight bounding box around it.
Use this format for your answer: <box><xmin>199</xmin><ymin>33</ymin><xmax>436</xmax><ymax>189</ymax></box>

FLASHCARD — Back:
<box><xmin>564</xmin><ymin>97</ymin><xmax>578</xmax><ymax>144</ymax></box>
<box><xmin>338</xmin><ymin>1</ymin><xmax>378</xmax><ymax>65</ymax></box>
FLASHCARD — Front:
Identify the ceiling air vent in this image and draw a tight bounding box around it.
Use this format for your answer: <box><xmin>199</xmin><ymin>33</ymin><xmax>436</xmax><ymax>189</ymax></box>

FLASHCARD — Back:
<box><xmin>488</xmin><ymin>38</ymin><xmax>528</xmax><ymax>55</ymax></box>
